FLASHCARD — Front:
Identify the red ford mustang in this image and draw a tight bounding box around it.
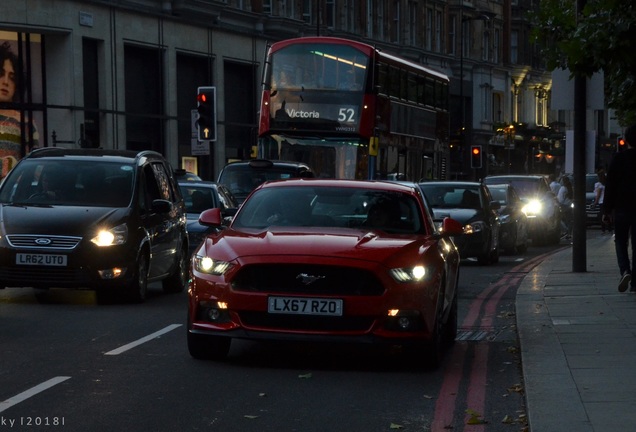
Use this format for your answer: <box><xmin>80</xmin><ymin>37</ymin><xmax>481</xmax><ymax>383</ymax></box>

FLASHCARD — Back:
<box><xmin>187</xmin><ymin>179</ymin><xmax>463</xmax><ymax>367</ymax></box>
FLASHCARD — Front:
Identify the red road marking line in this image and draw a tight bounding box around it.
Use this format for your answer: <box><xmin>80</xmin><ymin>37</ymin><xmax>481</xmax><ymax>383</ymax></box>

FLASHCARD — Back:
<box><xmin>464</xmin><ymin>343</ymin><xmax>489</xmax><ymax>430</ymax></box>
<box><xmin>431</xmin><ymin>343</ymin><xmax>468</xmax><ymax>431</ymax></box>
<box><xmin>431</xmin><ymin>254</ymin><xmax>550</xmax><ymax>431</ymax></box>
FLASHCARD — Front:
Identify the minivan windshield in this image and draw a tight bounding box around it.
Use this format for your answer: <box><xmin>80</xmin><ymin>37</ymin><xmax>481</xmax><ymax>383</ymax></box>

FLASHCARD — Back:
<box><xmin>0</xmin><ymin>159</ymin><xmax>135</xmax><ymax>207</ymax></box>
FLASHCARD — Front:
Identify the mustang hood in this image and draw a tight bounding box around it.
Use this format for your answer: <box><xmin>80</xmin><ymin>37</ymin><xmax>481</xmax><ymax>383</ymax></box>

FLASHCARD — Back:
<box><xmin>0</xmin><ymin>204</ymin><xmax>128</xmax><ymax>236</ymax></box>
<box><xmin>203</xmin><ymin>227</ymin><xmax>432</xmax><ymax>264</ymax></box>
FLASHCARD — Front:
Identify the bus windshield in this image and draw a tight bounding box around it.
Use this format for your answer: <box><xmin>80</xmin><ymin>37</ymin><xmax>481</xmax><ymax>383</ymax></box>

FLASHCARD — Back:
<box><xmin>259</xmin><ymin>135</ymin><xmax>369</xmax><ymax>179</ymax></box>
<box><xmin>269</xmin><ymin>43</ymin><xmax>369</xmax><ymax>91</ymax></box>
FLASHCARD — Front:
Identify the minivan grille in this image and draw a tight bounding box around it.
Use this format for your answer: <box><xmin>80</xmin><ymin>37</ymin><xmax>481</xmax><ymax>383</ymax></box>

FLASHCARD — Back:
<box><xmin>6</xmin><ymin>235</ymin><xmax>82</xmax><ymax>250</ymax></box>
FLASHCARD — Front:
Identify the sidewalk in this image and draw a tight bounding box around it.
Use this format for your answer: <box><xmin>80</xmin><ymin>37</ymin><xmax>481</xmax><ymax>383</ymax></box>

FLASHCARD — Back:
<box><xmin>517</xmin><ymin>233</ymin><xmax>636</xmax><ymax>432</ymax></box>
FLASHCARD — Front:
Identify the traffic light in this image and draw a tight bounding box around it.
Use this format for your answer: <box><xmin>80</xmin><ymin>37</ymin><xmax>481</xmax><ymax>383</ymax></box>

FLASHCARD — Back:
<box><xmin>617</xmin><ymin>136</ymin><xmax>626</xmax><ymax>151</ymax></box>
<box><xmin>470</xmin><ymin>145</ymin><xmax>482</xmax><ymax>169</ymax></box>
<box><xmin>196</xmin><ymin>86</ymin><xmax>216</xmax><ymax>141</ymax></box>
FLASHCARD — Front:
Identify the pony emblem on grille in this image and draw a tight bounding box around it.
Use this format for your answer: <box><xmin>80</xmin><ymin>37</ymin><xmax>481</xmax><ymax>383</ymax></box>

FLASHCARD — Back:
<box><xmin>296</xmin><ymin>273</ymin><xmax>325</xmax><ymax>285</ymax></box>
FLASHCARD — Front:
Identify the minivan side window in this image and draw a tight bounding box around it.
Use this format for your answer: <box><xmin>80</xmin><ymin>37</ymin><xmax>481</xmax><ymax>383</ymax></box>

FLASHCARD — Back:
<box><xmin>151</xmin><ymin>163</ymin><xmax>173</xmax><ymax>201</ymax></box>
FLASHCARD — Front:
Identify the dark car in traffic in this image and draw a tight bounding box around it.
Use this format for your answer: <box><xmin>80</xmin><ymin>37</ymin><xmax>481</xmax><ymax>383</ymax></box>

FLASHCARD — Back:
<box><xmin>178</xmin><ymin>180</ymin><xmax>238</xmax><ymax>256</ymax></box>
<box><xmin>187</xmin><ymin>179</ymin><xmax>464</xmax><ymax>368</ymax></box>
<box><xmin>217</xmin><ymin>159</ymin><xmax>314</xmax><ymax>203</ymax></box>
<box><xmin>486</xmin><ymin>183</ymin><xmax>529</xmax><ymax>254</ymax></box>
<box><xmin>419</xmin><ymin>181</ymin><xmax>501</xmax><ymax>265</ymax></box>
<box><xmin>0</xmin><ymin>148</ymin><xmax>189</xmax><ymax>303</ymax></box>
<box><xmin>483</xmin><ymin>175</ymin><xmax>561</xmax><ymax>245</ymax></box>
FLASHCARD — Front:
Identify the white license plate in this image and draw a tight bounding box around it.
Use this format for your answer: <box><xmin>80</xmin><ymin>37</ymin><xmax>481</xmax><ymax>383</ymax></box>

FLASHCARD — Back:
<box><xmin>268</xmin><ymin>296</ymin><xmax>343</xmax><ymax>316</ymax></box>
<box><xmin>16</xmin><ymin>253</ymin><xmax>68</xmax><ymax>266</ymax></box>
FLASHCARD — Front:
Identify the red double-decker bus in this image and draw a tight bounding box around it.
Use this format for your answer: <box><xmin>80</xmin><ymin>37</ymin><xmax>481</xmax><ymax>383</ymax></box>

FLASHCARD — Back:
<box><xmin>258</xmin><ymin>36</ymin><xmax>450</xmax><ymax>181</ymax></box>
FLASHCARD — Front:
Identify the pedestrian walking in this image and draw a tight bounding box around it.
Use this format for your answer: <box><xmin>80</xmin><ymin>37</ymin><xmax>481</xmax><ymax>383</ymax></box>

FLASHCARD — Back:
<box><xmin>603</xmin><ymin>123</ymin><xmax>636</xmax><ymax>292</ymax></box>
<box><xmin>594</xmin><ymin>169</ymin><xmax>611</xmax><ymax>234</ymax></box>
<box><xmin>557</xmin><ymin>175</ymin><xmax>574</xmax><ymax>239</ymax></box>
<box><xmin>549</xmin><ymin>173</ymin><xmax>561</xmax><ymax>196</ymax></box>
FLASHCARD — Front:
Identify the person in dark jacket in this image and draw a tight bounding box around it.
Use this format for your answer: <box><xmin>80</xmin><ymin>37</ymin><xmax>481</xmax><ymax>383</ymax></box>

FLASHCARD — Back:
<box><xmin>603</xmin><ymin>124</ymin><xmax>636</xmax><ymax>292</ymax></box>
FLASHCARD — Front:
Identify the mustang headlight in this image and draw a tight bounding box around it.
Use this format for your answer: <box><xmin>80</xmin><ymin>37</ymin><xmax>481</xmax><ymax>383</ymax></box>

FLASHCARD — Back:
<box><xmin>522</xmin><ymin>199</ymin><xmax>542</xmax><ymax>216</ymax></box>
<box><xmin>193</xmin><ymin>255</ymin><xmax>233</xmax><ymax>275</ymax></box>
<box><xmin>390</xmin><ymin>265</ymin><xmax>429</xmax><ymax>283</ymax></box>
<box><xmin>91</xmin><ymin>223</ymin><xmax>128</xmax><ymax>246</ymax></box>
<box><xmin>464</xmin><ymin>221</ymin><xmax>486</xmax><ymax>234</ymax></box>
<box><xmin>499</xmin><ymin>214</ymin><xmax>511</xmax><ymax>224</ymax></box>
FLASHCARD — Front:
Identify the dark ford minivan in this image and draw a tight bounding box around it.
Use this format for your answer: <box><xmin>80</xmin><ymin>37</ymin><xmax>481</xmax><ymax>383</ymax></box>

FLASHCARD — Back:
<box><xmin>0</xmin><ymin>148</ymin><xmax>189</xmax><ymax>303</ymax></box>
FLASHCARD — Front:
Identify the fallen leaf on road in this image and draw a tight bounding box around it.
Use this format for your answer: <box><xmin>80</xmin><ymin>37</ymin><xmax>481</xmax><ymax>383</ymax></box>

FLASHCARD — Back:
<box><xmin>244</xmin><ymin>415</ymin><xmax>259</xmax><ymax>419</ymax></box>
<box><xmin>502</xmin><ymin>415</ymin><xmax>515</xmax><ymax>424</ymax></box>
<box><xmin>298</xmin><ymin>373</ymin><xmax>312</xmax><ymax>379</ymax></box>
<box><xmin>389</xmin><ymin>423</ymin><xmax>404</xmax><ymax>429</ymax></box>
<box><xmin>466</xmin><ymin>409</ymin><xmax>487</xmax><ymax>425</ymax></box>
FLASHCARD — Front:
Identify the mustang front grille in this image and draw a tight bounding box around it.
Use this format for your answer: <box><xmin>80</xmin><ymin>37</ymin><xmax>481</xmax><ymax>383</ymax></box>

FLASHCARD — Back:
<box><xmin>231</xmin><ymin>264</ymin><xmax>385</xmax><ymax>296</ymax></box>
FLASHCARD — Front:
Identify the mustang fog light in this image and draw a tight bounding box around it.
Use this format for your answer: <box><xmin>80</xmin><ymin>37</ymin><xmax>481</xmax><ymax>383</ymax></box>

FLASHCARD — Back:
<box><xmin>198</xmin><ymin>301</ymin><xmax>231</xmax><ymax>323</ymax></box>
<box><xmin>208</xmin><ymin>309</ymin><xmax>221</xmax><ymax>321</ymax></box>
<box><xmin>98</xmin><ymin>268</ymin><xmax>127</xmax><ymax>279</ymax></box>
<box><xmin>384</xmin><ymin>310</ymin><xmax>422</xmax><ymax>332</ymax></box>
<box><xmin>398</xmin><ymin>317</ymin><xmax>411</xmax><ymax>330</ymax></box>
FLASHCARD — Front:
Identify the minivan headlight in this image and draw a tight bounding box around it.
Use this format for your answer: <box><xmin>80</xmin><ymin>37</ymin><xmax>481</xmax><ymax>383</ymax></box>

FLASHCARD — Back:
<box><xmin>91</xmin><ymin>223</ymin><xmax>128</xmax><ymax>246</ymax></box>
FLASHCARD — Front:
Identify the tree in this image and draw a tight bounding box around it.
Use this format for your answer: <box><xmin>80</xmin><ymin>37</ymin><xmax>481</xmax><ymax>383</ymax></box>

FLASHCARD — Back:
<box><xmin>530</xmin><ymin>0</ymin><xmax>636</xmax><ymax>125</ymax></box>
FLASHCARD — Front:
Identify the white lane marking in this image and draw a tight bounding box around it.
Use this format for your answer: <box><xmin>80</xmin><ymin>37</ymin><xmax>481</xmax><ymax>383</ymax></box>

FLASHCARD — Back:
<box><xmin>104</xmin><ymin>324</ymin><xmax>182</xmax><ymax>355</ymax></box>
<box><xmin>0</xmin><ymin>376</ymin><xmax>71</xmax><ymax>413</ymax></box>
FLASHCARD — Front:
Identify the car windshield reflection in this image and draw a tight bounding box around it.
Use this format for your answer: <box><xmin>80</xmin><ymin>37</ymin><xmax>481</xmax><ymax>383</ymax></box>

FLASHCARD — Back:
<box><xmin>0</xmin><ymin>159</ymin><xmax>135</xmax><ymax>207</ymax></box>
<box><xmin>232</xmin><ymin>186</ymin><xmax>423</xmax><ymax>234</ymax></box>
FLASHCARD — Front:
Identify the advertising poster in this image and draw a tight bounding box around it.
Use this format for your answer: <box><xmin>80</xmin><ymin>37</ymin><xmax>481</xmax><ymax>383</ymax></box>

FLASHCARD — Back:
<box><xmin>0</xmin><ymin>31</ymin><xmax>43</xmax><ymax>177</ymax></box>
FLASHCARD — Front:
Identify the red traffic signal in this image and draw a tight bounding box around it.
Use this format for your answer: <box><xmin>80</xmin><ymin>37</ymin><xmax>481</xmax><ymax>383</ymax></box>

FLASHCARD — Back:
<box><xmin>196</xmin><ymin>86</ymin><xmax>217</xmax><ymax>142</ymax></box>
<box><xmin>470</xmin><ymin>145</ymin><xmax>482</xmax><ymax>169</ymax></box>
<box><xmin>197</xmin><ymin>92</ymin><xmax>208</xmax><ymax>104</ymax></box>
<box><xmin>617</xmin><ymin>136</ymin><xmax>626</xmax><ymax>151</ymax></box>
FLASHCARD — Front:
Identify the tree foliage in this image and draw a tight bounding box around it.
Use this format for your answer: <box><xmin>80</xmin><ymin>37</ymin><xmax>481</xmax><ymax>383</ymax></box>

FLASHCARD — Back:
<box><xmin>530</xmin><ymin>0</ymin><xmax>636</xmax><ymax>125</ymax></box>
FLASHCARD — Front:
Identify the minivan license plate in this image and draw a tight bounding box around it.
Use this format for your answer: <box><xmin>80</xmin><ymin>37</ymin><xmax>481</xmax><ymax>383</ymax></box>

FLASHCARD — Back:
<box><xmin>268</xmin><ymin>296</ymin><xmax>343</xmax><ymax>316</ymax></box>
<box><xmin>16</xmin><ymin>253</ymin><xmax>67</xmax><ymax>266</ymax></box>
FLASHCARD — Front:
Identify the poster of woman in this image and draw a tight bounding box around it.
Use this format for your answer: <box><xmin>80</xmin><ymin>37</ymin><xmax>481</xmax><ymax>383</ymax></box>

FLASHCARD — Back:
<box><xmin>0</xmin><ymin>37</ymin><xmax>40</xmax><ymax>177</ymax></box>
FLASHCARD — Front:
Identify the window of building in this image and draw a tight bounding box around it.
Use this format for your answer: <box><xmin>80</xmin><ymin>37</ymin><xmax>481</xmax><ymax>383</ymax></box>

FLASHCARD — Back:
<box><xmin>392</xmin><ymin>0</ymin><xmax>401</xmax><ymax>43</ymax></box>
<box><xmin>448</xmin><ymin>14</ymin><xmax>457</xmax><ymax>56</ymax></box>
<box><xmin>377</xmin><ymin>0</ymin><xmax>385</xmax><ymax>39</ymax></box>
<box><xmin>326</xmin><ymin>0</ymin><xmax>335</xmax><ymax>28</ymax></box>
<box><xmin>263</xmin><ymin>0</ymin><xmax>272</xmax><ymax>14</ymax></box>
<box><xmin>493</xmin><ymin>92</ymin><xmax>503</xmax><ymax>123</ymax></box>
<box><xmin>82</xmin><ymin>38</ymin><xmax>100</xmax><ymax>149</ymax></box>
<box><xmin>462</xmin><ymin>20</ymin><xmax>470</xmax><ymax>59</ymax></box>
<box><xmin>493</xmin><ymin>28</ymin><xmax>500</xmax><ymax>64</ymax></box>
<box><xmin>483</xmin><ymin>30</ymin><xmax>490</xmax><ymax>61</ymax></box>
<box><xmin>511</xmin><ymin>30</ymin><xmax>519</xmax><ymax>64</ymax></box>
<box><xmin>124</xmin><ymin>45</ymin><xmax>164</xmax><ymax>153</ymax></box>
<box><xmin>408</xmin><ymin>2</ymin><xmax>417</xmax><ymax>46</ymax></box>
<box><xmin>425</xmin><ymin>8</ymin><xmax>432</xmax><ymax>50</ymax></box>
<box><xmin>435</xmin><ymin>10</ymin><xmax>443</xmax><ymax>53</ymax></box>
<box><xmin>302</xmin><ymin>0</ymin><xmax>312</xmax><ymax>23</ymax></box>
<box><xmin>345</xmin><ymin>0</ymin><xmax>356</xmax><ymax>32</ymax></box>
<box><xmin>367</xmin><ymin>0</ymin><xmax>374</xmax><ymax>37</ymax></box>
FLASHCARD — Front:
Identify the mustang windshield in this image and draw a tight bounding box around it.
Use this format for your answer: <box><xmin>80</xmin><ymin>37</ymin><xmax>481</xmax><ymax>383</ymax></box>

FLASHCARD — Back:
<box><xmin>0</xmin><ymin>159</ymin><xmax>135</xmax><ymax>207</ymax></box>
<box><xmin>233</xmin><ymin>186</ymin><xmax>424</xmax><ymax>234</ymax></box>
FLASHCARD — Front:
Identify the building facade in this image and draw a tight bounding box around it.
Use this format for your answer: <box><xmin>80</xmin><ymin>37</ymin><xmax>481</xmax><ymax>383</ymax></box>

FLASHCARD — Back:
<box><xmin>2</xmin><ymin>0</ymin><xmax>595</xmax><ymax>181</ymax></box>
